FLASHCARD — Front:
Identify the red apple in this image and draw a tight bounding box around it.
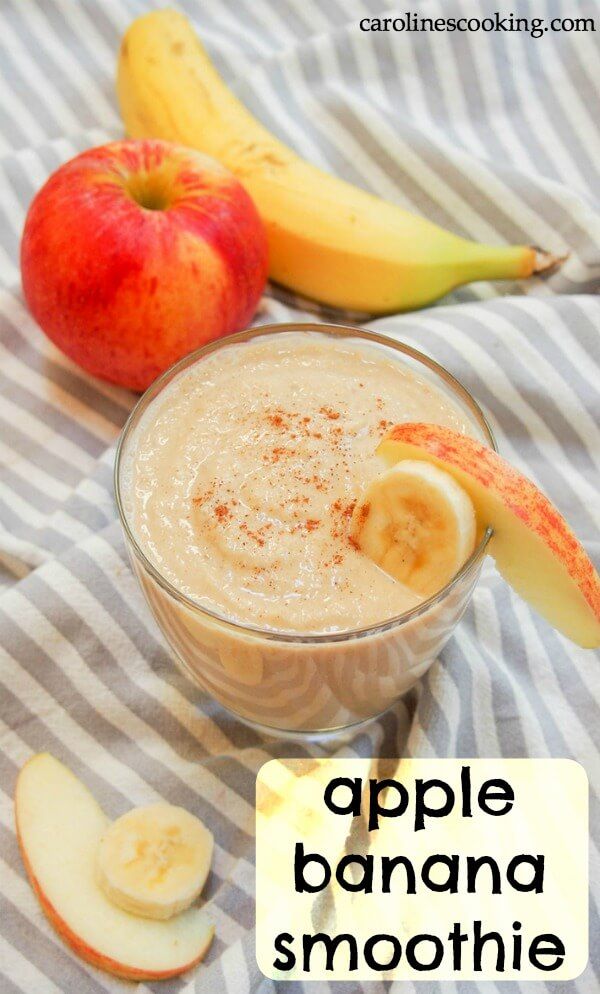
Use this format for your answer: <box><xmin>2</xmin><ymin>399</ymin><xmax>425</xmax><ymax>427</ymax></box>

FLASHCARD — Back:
<box><xmin>21</xmin><ymin>139</ymin><xmax>268</xmax><ymax>391</ymax></box>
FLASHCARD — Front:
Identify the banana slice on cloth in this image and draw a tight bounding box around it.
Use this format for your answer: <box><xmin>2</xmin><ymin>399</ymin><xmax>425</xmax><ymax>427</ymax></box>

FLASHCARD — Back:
<box><xmin>350</xmin><ymin>459</ymin><xmax>476</xmax><ymax>596</ymax></box>
<box><xmin>96</xmin><ymin>803</ymin><xmax>213</xmax><ymax>921</ymax></box>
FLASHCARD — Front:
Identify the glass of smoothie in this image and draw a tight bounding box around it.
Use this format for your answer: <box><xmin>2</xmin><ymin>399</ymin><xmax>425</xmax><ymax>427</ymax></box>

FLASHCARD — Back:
<box><xmin>115</xmin><ymin>324</ymin><xmax>494</xmax><ymax>739</ymax></box>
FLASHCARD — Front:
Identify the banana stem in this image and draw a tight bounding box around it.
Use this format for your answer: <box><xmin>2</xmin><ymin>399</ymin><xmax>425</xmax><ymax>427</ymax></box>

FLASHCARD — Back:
<box><xmin>531</xmin><ymin>248</ymin><xmax>569</xmax><ymax>275</ymax></box>
<box><xmin>457</xmin><ymin>242</ymin><xmax>566</xmax><ymax>283</ymax></box>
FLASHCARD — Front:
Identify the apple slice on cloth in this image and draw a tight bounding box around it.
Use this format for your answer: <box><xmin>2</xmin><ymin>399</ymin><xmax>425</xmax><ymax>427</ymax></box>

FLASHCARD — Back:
<box><xmin>15</xmin><ymin>753</ymin><xmax>214</xmax><ymax>981</ymax></box>
<box><xmin>376</xmin><ymin>423</ymin><xmax>600</xmax><ymax>649</ymax></box>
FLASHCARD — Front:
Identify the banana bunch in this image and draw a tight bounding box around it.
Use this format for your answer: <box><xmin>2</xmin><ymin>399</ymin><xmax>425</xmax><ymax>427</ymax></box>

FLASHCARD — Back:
<box><xmin>117</xmin><ymin>10</ymin><xmax>560</xmax><ymax>314</ymax></box>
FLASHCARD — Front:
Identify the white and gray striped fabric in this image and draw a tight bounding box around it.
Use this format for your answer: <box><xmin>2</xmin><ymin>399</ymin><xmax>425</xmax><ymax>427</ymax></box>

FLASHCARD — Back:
<box><xmin>1</xmin><ymin>0</ymin><xmax>599</xmax><ymax>991</ymax></box>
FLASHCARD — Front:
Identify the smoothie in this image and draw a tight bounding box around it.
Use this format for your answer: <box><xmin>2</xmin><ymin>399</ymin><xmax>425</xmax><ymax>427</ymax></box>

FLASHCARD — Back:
<box><xmin>121</xmin><ymin>332</ymin><xmax>473</xmax><ymax>634</ymax></box>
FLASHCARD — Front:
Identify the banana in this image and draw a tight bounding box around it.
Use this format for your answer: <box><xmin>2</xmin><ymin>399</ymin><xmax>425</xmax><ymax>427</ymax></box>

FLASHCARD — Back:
<box><xmin>117</xmin><ymin>10</ymin><xmax>562</xmax><ymax>314</ymax></box>
<box><xmin>350</xmin><ymin>459</ymin><xmax>476</xmax><ymax>596</ymax></box>
<box><xmin>96</xmin><ymin>803</ymin><xmax>213</xmax><ymax>921</ymax></box>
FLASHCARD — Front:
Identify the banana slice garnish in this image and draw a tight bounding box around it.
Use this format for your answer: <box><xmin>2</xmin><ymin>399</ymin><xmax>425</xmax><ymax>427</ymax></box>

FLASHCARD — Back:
<box><xmin>350</xmin><ymin>459</ymin><xmax>476</xmax><ymax>597</ymax></box>
<box><xmin>96</xmin><ymin>803</ymin><xmax>213</xmax><ymax>921</ymax></box>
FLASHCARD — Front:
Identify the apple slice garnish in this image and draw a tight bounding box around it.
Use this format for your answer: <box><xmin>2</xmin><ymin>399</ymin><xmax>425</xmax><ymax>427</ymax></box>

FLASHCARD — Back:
<box><xmin>15</xmin><ymin>754</ymin><xmax>214</xmax><ymax>981</ymax></box>
<box><xmin>377</xmin><ymin>423</ymin><xmax>600</xmax><ymax>649</ymax></box>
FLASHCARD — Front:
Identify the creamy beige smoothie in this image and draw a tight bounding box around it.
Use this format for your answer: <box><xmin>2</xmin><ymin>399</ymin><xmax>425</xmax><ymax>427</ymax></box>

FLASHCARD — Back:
<box><xmin>122</xmin><ymin>332</ymin><xmax>472</xmax><ymax>635</ymax></box>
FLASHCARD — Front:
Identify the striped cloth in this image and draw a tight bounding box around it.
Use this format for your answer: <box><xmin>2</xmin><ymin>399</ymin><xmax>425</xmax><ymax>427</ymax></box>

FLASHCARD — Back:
<box><xmin>0</xmin><ymin>0</ymin><xmax>598</xmax><ymax>991</ymax></box>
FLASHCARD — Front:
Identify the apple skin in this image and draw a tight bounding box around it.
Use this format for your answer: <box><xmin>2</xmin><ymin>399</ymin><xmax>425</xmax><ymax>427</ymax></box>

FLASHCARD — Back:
<box><xmin>21</xmin><ymin>139</ymin><xmax>269</xmax><ymax>391</ymax></box>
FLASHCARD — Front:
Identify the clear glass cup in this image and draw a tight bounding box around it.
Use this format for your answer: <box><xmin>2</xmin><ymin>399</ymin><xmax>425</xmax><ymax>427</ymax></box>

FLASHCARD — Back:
<box><xmin>115</xmin><ymin>324</ymin><xmax>494</xmax><ymax>740</ymax></box>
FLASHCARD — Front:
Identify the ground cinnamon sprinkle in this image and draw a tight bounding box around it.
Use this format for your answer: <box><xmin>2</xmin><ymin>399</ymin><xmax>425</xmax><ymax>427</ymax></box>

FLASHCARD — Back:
<box><xmin>329</xmin><ymin>497</ymin><xmax>358</xmax><ymax>548</ymax></box>
<box><xmin>331</xmin><ymin>498</ymin><xmax>356</xmax><ymax>518</ymax></box>
<box><xmin>263</xmin><ymin>445</ymin><xmax>295</xmax><ymax>463</ymax></box>
<box><xmin>192</xmin><ymin>483</ymin><xmax>215</xmax><ymax>506</ymax></box>
<box><xmin>240</xmin><ymin>521</ymin><xmax>267</xmax><ymax>546</ymax></box>
<box><xmin>343</xmin><ymin>499</ymin><xmax>356</xmax><ymax>518</ymax></box>
<box><xmin>192</xmin><ymin>395</ymin><xmax>385</xmax><ymax>572</ymax></box>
